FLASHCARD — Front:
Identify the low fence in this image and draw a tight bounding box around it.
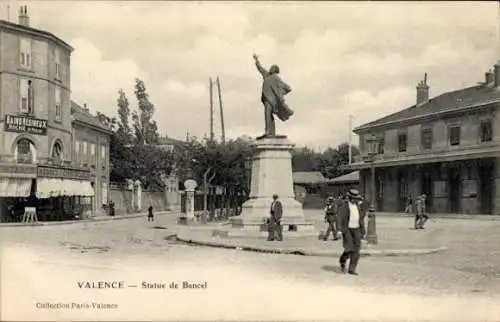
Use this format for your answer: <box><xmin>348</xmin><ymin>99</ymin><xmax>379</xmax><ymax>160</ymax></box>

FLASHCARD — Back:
<box><xmin>180</xmin><ymin>190</ymin><xmax>246</xmax><ymax>221</ymax></box>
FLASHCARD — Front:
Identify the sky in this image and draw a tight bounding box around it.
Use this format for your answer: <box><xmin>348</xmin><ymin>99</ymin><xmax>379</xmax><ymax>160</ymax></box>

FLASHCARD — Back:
<box><xmin>3</xmin><ymin>1</ymin><xmax>499</xmax><ymax>149</ymax></box>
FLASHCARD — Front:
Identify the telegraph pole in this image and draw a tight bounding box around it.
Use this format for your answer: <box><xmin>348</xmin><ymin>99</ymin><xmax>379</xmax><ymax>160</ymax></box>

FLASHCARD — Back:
<box><xmin>209</xmin><ymin>78</ymin><xmax>214</xmax><ymax>142</ymax></box>
<box><xmin>216</xmin><ymin>77</ymin><xmax>226</xmax><ymax>144</ymax></box>
<box><xmin>348</xmin><ymin>114</ymin><xmax>353</xmax><ymax>165</ymax></box>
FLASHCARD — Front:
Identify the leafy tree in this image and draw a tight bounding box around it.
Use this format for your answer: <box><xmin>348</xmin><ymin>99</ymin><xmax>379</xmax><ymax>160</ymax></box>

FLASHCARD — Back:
<box><xmin>176</xmin><ymin>136</ymin><xmax>255</xmax><ymax>194</ymax></box>
<box><xmin>291</xmin><ymin>143</ymin><xmax>360</xmax><ymax>178</ymax></box>
<box><xmin>116</xmin><ymin>89</ymin><xmax>132</xmax><ymax>145</ymax></box>
<box><xmin>132</xmin><ymin>78</ymin><xmax>159</xmax><ymax>145</ymax></box>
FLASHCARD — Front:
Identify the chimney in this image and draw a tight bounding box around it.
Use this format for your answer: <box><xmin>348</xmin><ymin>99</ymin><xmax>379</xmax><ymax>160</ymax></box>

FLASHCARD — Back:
<box><xmin>495</xmin><ymin>61</ymin><xmax>500</xmax><ymax>88</ymax></box>
<box><xmin>18</xmin><ymin>5</ymin><xmax>29</xmax><ymax>27</ymax></box>
<box><xmin>416</xmin><ymin>73</ymin><xmax>430</xmax><ymax>106</ymax></box>
<box><xmin>485</xmin><ymin>69</ymin><xmax>495</xmax><ymax>85</ymax></box>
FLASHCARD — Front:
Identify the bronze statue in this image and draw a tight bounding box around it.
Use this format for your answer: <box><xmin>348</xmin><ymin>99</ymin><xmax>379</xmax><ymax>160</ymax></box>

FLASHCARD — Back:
<box><xmin>253</xmin><ymin>54</ymin><xmax>294</xmax><ymax>137</ymax></box>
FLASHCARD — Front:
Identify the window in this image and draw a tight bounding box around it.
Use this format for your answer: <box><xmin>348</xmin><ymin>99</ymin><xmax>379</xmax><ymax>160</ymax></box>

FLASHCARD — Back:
<box><xmin>101</xmin><ymin>145</ymin><xmax>106</xmax><ymax>164</ymax></box>
<box><xmin>90</xmin><ymin>143</ymin><xmax>96</xmax><ymax>164</ymax></box>
<box><xmin>55</xmin><ymin>49</ymin><xmax>61</xmax><ymax>80</ymax></box>
<box><xmin>52</xmin><ymin>141</ymin><xmax>63</xmax><ymax>162</ymax></box>
<box><xmin>449</xmin><ymin>126</ymin><xmax>461</xmax><ymax>146</ymax></box>
<box><xmin>19</xmin><ymin>79</ymin><xmax>34</xmax><ymax>114</ymax></box>
<box><xmin>421</xmin><ymin>127</ymin><xmax>433</xmax><ymax>150</ymax></box>
<box><xmin>55</xmin><ymin>87</ymin><xmax>62</xmax><ymax>122</ymax></box>
<box><xmin>377</xmin><ymin>137</ymin><xmax>384</xmax><ymax>154</ymax></box>
<box><xmin>398</xmin><ymin>133</ymin><xmax>407</xmax><ymax>152</ymax></box>
<box><xmin>19</xmin><ymin>38</ymin><xmax>32</xmax><ymax>69</ymax></box>
<box><xmin>480</xmin><ymin>120</ymin><xmax>492</xmax><ymax>142</ymax></box>
<box><xmin>82</xmin><ymin>142</ymin><xmax>88</xmax><ymax>163</ymax></box>
<box><xmin>74</xmin><ymin>140</ymin><xmax>80</xmax><ymax>161</ymax></box>
<box><xmin>16</xmin><ymin>139</ymin><xmax>34</xmax><ymax>164</ymax></box>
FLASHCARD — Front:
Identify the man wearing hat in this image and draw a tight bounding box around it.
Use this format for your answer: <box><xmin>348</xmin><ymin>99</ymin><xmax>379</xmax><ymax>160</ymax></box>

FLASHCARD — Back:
<box><xmin>267</xmin><ymin>193</ymin><xmax>283</xmax><ymax>241</ymax></box>
<box><xmin>337</xmin><ymin>189</ymin><xmax>366</xmax><ymax>276</ymax></box>
<box><xmin>415</xmin><ymin>194</ymin><xmax>428</xmax><ymax>229</ymax></box>
<box><xmin>323</xmin><ymin>196</ymin><xmax>339</xmax><ymax>241</ymax></box>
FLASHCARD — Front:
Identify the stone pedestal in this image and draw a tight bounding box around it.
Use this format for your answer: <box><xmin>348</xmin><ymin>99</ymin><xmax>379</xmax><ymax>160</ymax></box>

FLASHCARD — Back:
<box><xmin>224</xmin><ymin>136</ymin><xmax>316</xmax><ymax>237</ymax></box>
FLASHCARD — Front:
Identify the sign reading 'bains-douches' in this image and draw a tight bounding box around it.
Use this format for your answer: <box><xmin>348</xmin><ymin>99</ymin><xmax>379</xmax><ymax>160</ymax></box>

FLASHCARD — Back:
<box><xmin>4</xmin><ymin>114</ymin><xmax>48</xmax><ymax>136</ymax></box>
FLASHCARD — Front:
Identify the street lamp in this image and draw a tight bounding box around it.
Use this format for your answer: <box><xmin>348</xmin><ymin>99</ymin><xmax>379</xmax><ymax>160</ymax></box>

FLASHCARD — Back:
<box><xmin>365</xmin><ymin>134</ymin><xmax>379</xmax><ymax>245</ymax></box>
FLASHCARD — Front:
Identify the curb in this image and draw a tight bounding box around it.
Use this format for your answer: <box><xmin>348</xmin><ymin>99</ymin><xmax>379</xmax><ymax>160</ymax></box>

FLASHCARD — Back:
<box><xmin>169</xmin><ymin>234</ymin><xmax>448</xmax><ymax>258</ymax></box>
<box><xmin>0</xmin><ymin>211</ymin><xmax>179</xmax><ymax>228</ymax></box>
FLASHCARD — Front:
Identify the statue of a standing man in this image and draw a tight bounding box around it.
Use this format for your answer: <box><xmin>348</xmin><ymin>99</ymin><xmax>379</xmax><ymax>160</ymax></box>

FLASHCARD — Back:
<box><xmin>253</xmin><ymin>54</ymin><xmax>294</xmax><ymax>137</ymax></box>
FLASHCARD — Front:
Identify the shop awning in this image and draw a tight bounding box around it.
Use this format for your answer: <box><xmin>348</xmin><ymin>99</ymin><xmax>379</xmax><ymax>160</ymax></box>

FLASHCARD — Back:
<box><xmin>36</xmin><ymin>178</ymin><xmax>95</xmax><ymax>199</ymax></box>
<box><xmin>0</xmin><ymin>178</ymin><xmax>32</xmax><ymax>197</ymax></box>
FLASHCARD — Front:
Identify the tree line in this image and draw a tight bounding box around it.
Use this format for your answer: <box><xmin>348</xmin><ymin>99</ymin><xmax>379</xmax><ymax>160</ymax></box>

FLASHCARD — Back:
<box><xmin>95</xmin><ymin>79</ymin><xmax>359</xmax><ymax>192</ymax></box>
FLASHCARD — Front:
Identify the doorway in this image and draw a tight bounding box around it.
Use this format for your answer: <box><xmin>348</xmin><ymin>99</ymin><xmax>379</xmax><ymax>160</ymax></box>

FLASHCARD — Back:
<box><xmin>448</xmin><ymin>167</ymin><xmax>461</xmax><ymax>213</ymax></box>
<box><xmin>397</xmin><ymin>171</ymin><xmax>409</xmax><ymax>212</ymax></box>
<box><xmin>421</xmin><ymin>170</ymin><xmax>433</xmax><ymax>212</ymax></box>
<box><xmin>478</xmin><ymin>163</ymin><xmax>493</xmax><ymax>214</ymax></box>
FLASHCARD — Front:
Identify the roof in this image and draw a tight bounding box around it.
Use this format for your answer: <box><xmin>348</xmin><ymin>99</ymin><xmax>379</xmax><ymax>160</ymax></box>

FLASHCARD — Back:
<box><xmin>293</xmin><ymin>171</ymin><xmax>327</xmax><ymax>185</ymax></box>
<box><xmin>71</xmin><ymin>101</ymin><xmax>113</xmax><ymax>134</ymax></box>
<box><xmin>355</xmin><ymin>83</ymin><xmax>500</xmax><ymax>132</ymax></box>
<box><xmin>329</xmin><ymin>171</ymin><xmax>360</xmax><ymax>184</ymax></box>
<box><xmin>0</xmin><ymin>19</ymin><xmax>73</xmax><ymax>51</ymax></box>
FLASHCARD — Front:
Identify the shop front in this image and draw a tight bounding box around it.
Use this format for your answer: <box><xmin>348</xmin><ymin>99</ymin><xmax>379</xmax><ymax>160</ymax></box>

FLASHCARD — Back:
<box><xmin>0</xmin><ymin>163</ymin><xmax>37</xmax><ymax>222</ymax></box>
<box><xmin>35</xmin><ymin>164</ymin><xmax>95</xmax><ymax>221</ymax></box>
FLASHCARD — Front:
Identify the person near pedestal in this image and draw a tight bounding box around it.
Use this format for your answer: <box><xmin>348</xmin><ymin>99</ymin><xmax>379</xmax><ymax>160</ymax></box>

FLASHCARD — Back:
<box><xmin>338</xmin><ymin>189</ymin><xmax>366</xmax><ymax>276</ymax></box>
<box><xmin>323</xmin><ymin>196</ymin><xmax>339</xmax><ymax>241</ymax></box>
<box><xmin>148</xmin><ymin>205</ymin><xmax>154</xmax><ymax>222</ymax></box>
<box><xmin>267</xmin><ymin>193</ymin><xmax>283</xmax><ymax>241</ymax></box>
<box><xmin>414</xmin><ymin>194</ymin><xmax>428</xmax><ymax>229</ymax></box>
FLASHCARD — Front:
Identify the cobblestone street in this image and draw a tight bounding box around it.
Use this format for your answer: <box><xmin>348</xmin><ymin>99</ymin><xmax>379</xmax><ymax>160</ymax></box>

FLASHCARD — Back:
<box><xmin>2</xmin><ymin>212</ymin><xmax>500</xmax><ymax>321</ymax></box>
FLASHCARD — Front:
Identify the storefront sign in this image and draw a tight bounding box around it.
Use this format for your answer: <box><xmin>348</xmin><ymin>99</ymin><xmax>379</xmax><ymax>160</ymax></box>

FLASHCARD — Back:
<box><xmin>0</xmin><ymin>163</ymin><xmax>37</xmax><ymax>178</ymax></box>
<box><xmin>37</xmin><ymin>165</ymin><xmax>90</xmax><ymax>180</ymax></box>
<box><xmin>4</xmin><ymin>114</ymin><xmax>48</xmax><ymax>135</ymax></box>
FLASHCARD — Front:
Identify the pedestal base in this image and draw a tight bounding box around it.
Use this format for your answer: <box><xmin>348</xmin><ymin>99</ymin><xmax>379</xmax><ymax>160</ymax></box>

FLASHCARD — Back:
<box><xmin>222</xmin><ymin>135</ymin><xmax>316</xmax><ymax>238</ymax></box>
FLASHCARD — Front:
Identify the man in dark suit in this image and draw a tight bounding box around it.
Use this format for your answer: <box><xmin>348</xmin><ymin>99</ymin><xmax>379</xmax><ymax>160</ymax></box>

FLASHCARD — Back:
<box><xmin>323</xmin><ymin>196</ymin><xmax>339</xmax><ymax>241</ymax></box>
<box><xmin>337</xmin><ymin>189</ymin><xmax>366</xmax><ymax>276</ymax></box>
<box><xmin>267</xmin><ymin>193</ymin><xmax>283</xmax><ymax>241</ymax></box>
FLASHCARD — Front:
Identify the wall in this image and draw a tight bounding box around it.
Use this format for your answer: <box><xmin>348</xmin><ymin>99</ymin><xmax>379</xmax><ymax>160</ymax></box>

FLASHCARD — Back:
<box><xmin>73</xmin><ymin>123</ymin><xmax>110</xmax><ymax>211</ymax></box>
<box><xmin>108</xmin><ymin>187</ymin><xmax>171</xmax><ymax>215</ymax></box>
<box><xmin>0</xmin><ymin>28</ymin><xmax>72</xmax><ymax>163</ymax></box>
<box><xmin>359</xmin><ymin>109</ymin><xmax>497</xmax><ymax>157</ymax></box>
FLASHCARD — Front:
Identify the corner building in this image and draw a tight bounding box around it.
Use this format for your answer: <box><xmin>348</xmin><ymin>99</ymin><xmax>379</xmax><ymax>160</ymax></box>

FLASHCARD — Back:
<box><xmin>0</xmin><ymin>7</ymin><xmax>110</xmax><ymax>222</ymax></box>
<box><xmin>351</xmin><ymin>64</ymin><xmax>500</xmax><ymax>215</ymax></box>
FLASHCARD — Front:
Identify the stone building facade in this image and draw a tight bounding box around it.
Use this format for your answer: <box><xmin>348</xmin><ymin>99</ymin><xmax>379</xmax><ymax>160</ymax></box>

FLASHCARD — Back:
<box><xmin>71</xmin><ymin>101</ymin><xmax>113</xmax><ymax>212</ymax></box>
<box><xmin>0</xmin><ymin>7</ymin><xmax>111</xmax><ymax>221</ymax></box>
<box><xmin>351</xmin><ymin>64</ymin><xmax>500</xmax><ymax>215</ymax></box>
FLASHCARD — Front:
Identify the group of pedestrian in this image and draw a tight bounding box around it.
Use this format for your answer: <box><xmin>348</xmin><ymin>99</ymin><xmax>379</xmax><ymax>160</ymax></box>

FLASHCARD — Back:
<box><xmin>404</xmin><ymin>194</ymin><xmax>429</xmax><ymax>229</ymax></box>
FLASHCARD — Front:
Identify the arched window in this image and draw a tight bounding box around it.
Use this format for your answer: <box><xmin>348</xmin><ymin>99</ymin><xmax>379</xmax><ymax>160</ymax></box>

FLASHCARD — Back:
<box><xmin>16</xmin><ymin>139</ymin><xmax>35</xmax><ymax>164</ymax></box>
<box><xmin>52</xmin><ymin>141</ymin><xmax>63</xmax><ymax>162</ymax></box>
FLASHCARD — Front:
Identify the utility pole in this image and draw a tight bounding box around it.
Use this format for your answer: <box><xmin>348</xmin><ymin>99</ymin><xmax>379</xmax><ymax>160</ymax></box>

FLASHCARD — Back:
<box><xmin>209</xmin><ymin>78</ymin><xmax>214</xmax><ymax>142</ymax></box>
<box><xmin>348</xmin><ymin>114</ymin><xmax>353</xmax><ymax>165</ymax></box>
<box><xmin>7</xmin><ymin>5</ymin><xmax>10</xmax><ymax>21</ymax></box>
<box><xmin>216</xmin><ymin>77</ymin><xmax>226</xmax><ymax>144</ymax></box>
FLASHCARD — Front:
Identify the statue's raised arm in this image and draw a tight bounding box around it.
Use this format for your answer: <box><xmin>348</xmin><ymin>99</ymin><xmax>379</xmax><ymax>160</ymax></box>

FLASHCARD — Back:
<box><xmin>253</xmin><ymin>53</ymin><xmax>269</xmax><ymax>77</ymax></box>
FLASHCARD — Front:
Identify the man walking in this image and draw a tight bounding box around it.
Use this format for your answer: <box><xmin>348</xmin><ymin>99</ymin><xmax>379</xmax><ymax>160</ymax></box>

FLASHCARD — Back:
<box><xmin>338</xmin><ymin>189</ymin><xmax>366</xmax><ymax>276</ymax></box>
<box><xmin>147</xmin><ymin>204</ymin><xmax>154</xmax><ymax>222</ymax></box>
<box><xmin>415</xmin><ymin>194</ymin><xmax>428</xmax><ymax>229</ymax></box>
<box><xmin>323</xmin><ymin>196</ymin><xmax>339</xmax><ymax>241</ymax></box>
<box><xmin>267</xmin><ymin>193</ymin><xmax>283</xmax><ymax>241</ymax></box>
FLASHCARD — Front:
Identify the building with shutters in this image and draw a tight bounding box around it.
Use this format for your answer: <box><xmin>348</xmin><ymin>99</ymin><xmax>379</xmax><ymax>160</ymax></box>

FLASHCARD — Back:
<box><xmin>350</xmin><ymin>63</ymin><xmax>500</xmax><ymax>215</ymax></box>
<box><xmin>0</xmin><ymin>6</ymin><xmax>112</xmax><ymax>222</ymax></box>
